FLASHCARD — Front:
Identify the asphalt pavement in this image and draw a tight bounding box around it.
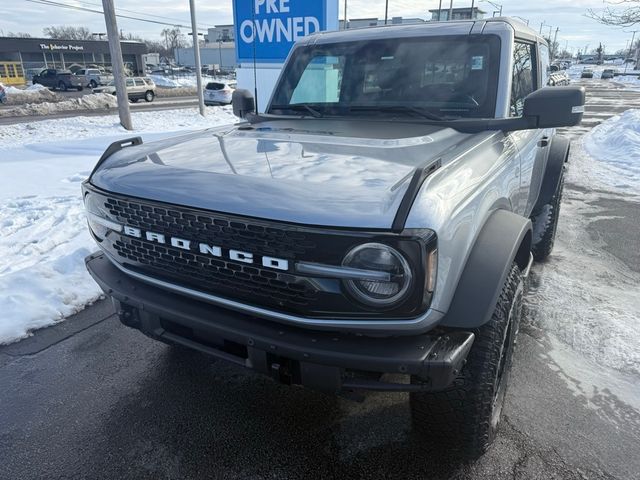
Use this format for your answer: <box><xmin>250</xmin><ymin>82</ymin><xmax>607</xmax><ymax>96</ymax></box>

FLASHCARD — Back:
<box><xmin>1</xmin><ymin>79</ymin><xmax>639</xmax><ymax>480</ymax></box>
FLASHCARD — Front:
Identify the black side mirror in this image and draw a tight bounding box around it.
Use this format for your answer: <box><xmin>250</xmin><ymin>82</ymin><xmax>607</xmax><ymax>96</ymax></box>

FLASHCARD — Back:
<box><xmin>523</xmin><ymin>86</ymin><xmax>585</xmax><ymax>128</ymax></box>
<box><xmin>232</xmin><ymin>89</ymin><xmax>256</xmax><ymax>119</ymax></box>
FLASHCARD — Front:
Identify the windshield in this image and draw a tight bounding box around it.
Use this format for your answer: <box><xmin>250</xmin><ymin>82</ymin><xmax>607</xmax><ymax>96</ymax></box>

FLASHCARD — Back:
<box><xmin>269</xmin><ymin>35</ymin><xmax>501</xmax><ymax>119</ymax></box>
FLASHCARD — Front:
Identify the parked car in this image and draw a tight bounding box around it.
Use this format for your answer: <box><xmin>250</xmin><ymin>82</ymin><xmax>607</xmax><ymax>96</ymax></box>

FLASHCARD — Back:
<box><xmin>204</xmin><ymin>81</ymin><xmax>236</xmax><ymax>105</ymax></box>
<box><xmin>601</xmin><ymin>69</ymin><xmax>616</xmax><ymax>79</ymax></box>
<box><xmin>0</xmin><ymin>83</ymin><xmax>6</xmax><ymax>104</ymax></box>
<box><xmin>32</xmin><ymin>68</ymin><xmax>83</xmax><ymax>91</ymax></box>
<box><xmin>581</xmin><ymin>68</ymin><xmax>594</xmax><ymax>79</ymax></box>
<box><xmin>83</xmin><ymin>18</ymin><xmax>585</xmax><ymax>459</ymax></box>
<box><xmin>75</xmin><ymin>68</ymin><xmax>114</xmax><ymax>88</ymax></box>
<box><xmin>93</xmin><ymin>77</ymin><xmax>156</xmax><ymax>102</ymax></box>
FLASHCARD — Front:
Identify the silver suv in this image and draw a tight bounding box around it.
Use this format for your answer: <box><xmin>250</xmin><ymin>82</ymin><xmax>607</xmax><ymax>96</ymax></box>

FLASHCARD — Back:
<box><xmin>93</xmin><ymin>77</ymin><xmax>156</xmax><ymax>102</ymax></box>
<box><xmin>82</xmin><ymin>18</ymin><xmax>584</xmax><ymax>458</ymax></box>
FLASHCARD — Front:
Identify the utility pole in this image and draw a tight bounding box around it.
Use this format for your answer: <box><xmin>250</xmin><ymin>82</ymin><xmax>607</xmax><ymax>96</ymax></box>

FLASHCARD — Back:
<box><xmin>101</xmin><ymin>0</ymin><xmax>132</xmax><ymax>130</ymax></box>
<box><xmin>552</xmin><ymin>27</ymin><xmax>559</xmax><ymax>60</ymax></box>
<box><xmin>189</xmin><ymin>0</ymin><xmax>205</xmax><ymax>116</ymax></box>
<box><xmin>471</xmin><ymin>0</ymin><xmax>475</xmax><ymax>18</ymax></box>
<box><xmin>624</xmin><ymin>31</ymin><xmax>637</xmax><ymax>74</ymax></box>
<box><xmin>438</xmin><ymin>0</ymin><xmax>443</xmax><ymax>20</ymax></box>
<box><xmin>384</xmin><ymin>0</ymin><xmax>389</xmax><ymax>24</ymax></box>
<box><xmin>539</xmin><ymin>21</ymin><xmax>545</xmax><ymax>35</ymax></box>
<box><xmin>449</xmin><ymin>0</ymin><xmax>453</xmax><ymax>21</ymax></box>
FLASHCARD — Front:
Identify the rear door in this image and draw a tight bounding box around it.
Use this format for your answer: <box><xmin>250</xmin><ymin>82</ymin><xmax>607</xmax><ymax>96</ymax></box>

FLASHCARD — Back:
<box><xmin>507</xmin><ymin>40</ymin><xmax>547</xmax><ymax>216</ymax></box>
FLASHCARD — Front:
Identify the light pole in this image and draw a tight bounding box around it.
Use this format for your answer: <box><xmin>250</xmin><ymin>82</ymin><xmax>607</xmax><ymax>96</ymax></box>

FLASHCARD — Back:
<box><xmin>539</xmin><ymin>21</ymin><xmax>546</xmax><ymax>34</ymax></box>
<box><xmin>437</xmin><ymin>0</ymin><xmax>443</xmax><ymax>20</ymax></box>
<box><xmin>343</xmin><ymin>0</ymin><xmax>348</xmax><ymax>29</ymax></box>
<box><xmin>188</xmin><ymin>0</ymin><xmax>205</xmax><ymax>116</ymax></box>
<box><xmin>384</xmin><ymin>0</ymin><xmax>389</xmax><ymax>25</ymax></box>
<box><xmin>481</xmin><ymin>0</ymin><xmax>502</xmax><ymax>17</ymax></box>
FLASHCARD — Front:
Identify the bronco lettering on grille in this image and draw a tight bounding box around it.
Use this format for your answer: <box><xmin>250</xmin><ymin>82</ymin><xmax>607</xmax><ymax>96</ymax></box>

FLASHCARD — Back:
<box><xmin>122</xmin><ymin>225</ymin><xmax>290</xmax><ymax>271</ymax></box>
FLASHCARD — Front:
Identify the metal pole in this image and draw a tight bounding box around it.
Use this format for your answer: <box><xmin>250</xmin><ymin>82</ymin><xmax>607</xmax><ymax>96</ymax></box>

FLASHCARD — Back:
<box><xmin>384</xmin><ymin>0</ymin><xmax>388</xmax><ymax>24</ymax></box>
<box><xmin>499</xmin><ymin>4</ymin><xmax>502</xmax><ymax>15</ymax></box>
<box><xmin>552</xmin><ymin>27</ymin><xmax>559</xmax><ymax>60</ymax></box>
<box><xmin>625</xmin><ymin>31</ymin><xmax>637</xmax><ymax>74</ymax></box>
<box><xmin>189</xmin><ymin>0</ymin><xmax>205</xmax><ymax>116</ymax></box>
<box><xmin>449</xmin><ymin>0</ymin><xmax>453</xmax><ymax>21</ymax></box>
<box><xmin>539</xmin><ymin>21</ymin><xmax>544</xmax><ymax>34</ymax></box>
<box><xmin>101</xmin><ymin>0</ymin><xmax>132</xmax><ymax>130</ymax></box>
<box><xmin>344</xmin><ymin>0</ymin><xmax>348</xmax><ymax>29</ymax></box>
<box><xmin>471</xmin><ymin>0</ymin><xmax>475</xmax><ymax>19</ymax></box>
<box><xmin>438</xmin><ymin>0</ymin><xmax>442</xmax><ymax>20</ymax></box>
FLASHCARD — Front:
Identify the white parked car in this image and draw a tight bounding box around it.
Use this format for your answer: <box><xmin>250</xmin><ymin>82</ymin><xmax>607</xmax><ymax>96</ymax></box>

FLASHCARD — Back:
<box><xmin>75</xmin><ymin>68</ymin><xmax>113</xmax><ymax>89</ymax></box>
<box><xmin>204</xmin><ymin>81</ymin><xmax>236</xmax><ymax>105</ymax></box>
<box><xmin>93</xmin><ymin>77</ymin><xmax>156</xmax><ymax>102</ymax></box>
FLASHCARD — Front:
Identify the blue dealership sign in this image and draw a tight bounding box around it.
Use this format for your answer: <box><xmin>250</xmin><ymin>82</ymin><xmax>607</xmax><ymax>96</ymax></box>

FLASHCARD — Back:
<box><xmin>233</xmin><ymin>0</ymin><xmax>336</xmax><ymax>63</ymax></box>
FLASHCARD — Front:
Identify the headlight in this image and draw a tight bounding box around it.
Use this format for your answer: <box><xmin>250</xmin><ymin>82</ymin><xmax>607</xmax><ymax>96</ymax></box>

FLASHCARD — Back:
<box><xmin>342</xmin><ymin>243</ymin><xmax>413</xmax><ymax>307</ymax></box>
<box><xmin>84</xmin><ymin>193</ymin><xmax>121</xmax><ymax>241</ymax></box>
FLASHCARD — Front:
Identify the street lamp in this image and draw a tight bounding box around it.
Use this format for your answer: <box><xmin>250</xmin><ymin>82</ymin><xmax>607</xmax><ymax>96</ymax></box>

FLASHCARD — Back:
<box><xmin>480</xmin><ymin>0</ymin><xmax>502</xmax><ymax>17</ymax></box>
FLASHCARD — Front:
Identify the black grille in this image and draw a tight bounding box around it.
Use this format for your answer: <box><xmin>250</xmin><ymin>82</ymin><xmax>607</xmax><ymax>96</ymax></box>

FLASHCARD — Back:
<box><xmin>103</xmin><ymin>197</ymin><xmax>319</xmax><ymax>309</ymax></box>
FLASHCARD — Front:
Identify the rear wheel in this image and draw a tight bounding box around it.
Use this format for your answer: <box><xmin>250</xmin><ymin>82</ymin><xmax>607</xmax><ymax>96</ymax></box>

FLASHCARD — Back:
<box><xmin>410</xmin><ymin>262</ymin><xmax>523</xmax><ymax>459</ymax></box>
<box><xmin>58</xmin><ymin>81</ymin><xmax>67</xmax><ymax>92</ymax></box>
<box><xmin>144</xmin><ymin>90</ymin><xmax>155</xmax><ymax>102</ymax></box>
<box><xmin>531</xmin><ymin>172</ymin><xmax>564</xmax><ymax>261</ymax></box>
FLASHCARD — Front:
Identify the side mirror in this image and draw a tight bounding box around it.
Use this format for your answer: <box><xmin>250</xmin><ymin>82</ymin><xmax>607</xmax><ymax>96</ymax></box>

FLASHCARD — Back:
<box><xmin>232</xmin><ymin>89</ymin><xmax>256</xmax><ymax>119</ymax></box>
<box><xmin>523</xmin><ymin>86</ymin><xmax>585</xmax><ymax>128</ymax></box>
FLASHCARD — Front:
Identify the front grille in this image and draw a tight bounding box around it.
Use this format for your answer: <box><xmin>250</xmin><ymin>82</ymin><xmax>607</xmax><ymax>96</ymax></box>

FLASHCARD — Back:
<box><xmin>104</xmin><ymin>197</ymin><xmax>319</xmax><ymax>309</ymax></box>
<box><xmin>86</xmin><ymin>186</ymin><xmax>429</xmax><ymax>318</ymax></box>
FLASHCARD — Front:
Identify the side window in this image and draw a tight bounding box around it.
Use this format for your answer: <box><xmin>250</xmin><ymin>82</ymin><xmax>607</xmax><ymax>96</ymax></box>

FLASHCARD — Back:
<box><xmin>126</xmin><ymin>78</ymin><xmax>134</xmax><ymax>87</ymax></box>
<box><xmin>510</xmin><ymin>42</ymin><xmax>536</xmax><ymax>117</ymax></box>
<box><xmin>539</xmin><ymin>44</ymin><xmax>551</xmax><ymax>86</ymax></box>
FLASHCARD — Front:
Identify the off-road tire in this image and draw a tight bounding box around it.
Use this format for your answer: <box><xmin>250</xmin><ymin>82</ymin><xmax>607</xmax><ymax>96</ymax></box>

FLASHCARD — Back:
<box><xmin>530</xmin><ymin>172</ymin><xmax>564</xmax><ymax>261</ymax></box>
<box><xmin>410</xmin><ymin>262</ymin><xmax>524</xmax><ymax>459</ymax></box>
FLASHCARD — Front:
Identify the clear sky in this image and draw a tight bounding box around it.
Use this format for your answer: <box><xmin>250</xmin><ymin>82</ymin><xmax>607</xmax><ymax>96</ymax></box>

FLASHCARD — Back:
<box><xmin>2</xmin><ymin>0</ymin><xmax>638</xmax><ymax>54</ymax></box>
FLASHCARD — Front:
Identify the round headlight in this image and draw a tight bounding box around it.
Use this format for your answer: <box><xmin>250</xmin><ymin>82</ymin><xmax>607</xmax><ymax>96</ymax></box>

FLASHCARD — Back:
<box><xmin>342</xmin><ymin>243</ymin><xmax>413</xmax><ymax>307</ymax></box>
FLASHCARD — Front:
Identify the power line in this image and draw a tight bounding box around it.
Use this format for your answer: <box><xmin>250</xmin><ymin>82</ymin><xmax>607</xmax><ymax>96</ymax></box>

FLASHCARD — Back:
<box><xmin>24</xmin><ymin>0</ymin><xmax>210</xmax><ymax>31</ymax></box>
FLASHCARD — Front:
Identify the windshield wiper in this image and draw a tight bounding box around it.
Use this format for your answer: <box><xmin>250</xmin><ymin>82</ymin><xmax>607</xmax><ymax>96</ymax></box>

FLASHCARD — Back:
<box><xmin>348</xmin><ymin>105</ymin><xmax>446</xmax><ymax>121</ymax></box>
<box><xmin>269</xmin><ymin>103</ymin><xmax>323</xmax><ymax>118</ymax></box>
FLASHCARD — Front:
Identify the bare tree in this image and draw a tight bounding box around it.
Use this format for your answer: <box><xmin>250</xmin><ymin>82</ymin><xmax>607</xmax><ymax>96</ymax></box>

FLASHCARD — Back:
<box><xmin>161</xmin><ymin>27</ymin><xmax>187</xmax><ymax>60</ymax></box>
<box><xmin>43</xmin><ymin>26</ymin><xmax>93</xmax><ymax>40</ymax></box>
<box><xmin>7</xmin><ymin>32</ymin><xmax>33</xmax><ymax>38</ymax></box>
<box><xmin>588</xmin><ymin>1</ymin><xmax>640</xmax><ymax>27</ymax></box>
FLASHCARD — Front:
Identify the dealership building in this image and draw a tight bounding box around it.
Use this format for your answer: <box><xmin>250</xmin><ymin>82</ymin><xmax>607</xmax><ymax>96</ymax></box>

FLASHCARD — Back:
<box><xmin>0</xmin><ymin>36</ymin><xmax>147</xmax><ymax>84</ymax></box>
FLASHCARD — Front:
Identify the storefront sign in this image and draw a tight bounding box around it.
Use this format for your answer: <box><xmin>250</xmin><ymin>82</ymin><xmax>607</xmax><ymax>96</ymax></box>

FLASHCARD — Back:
<box><xmin>39</xmin><ymin>43</ymin><xmax>85</xmax><ymax>52</ymax></box>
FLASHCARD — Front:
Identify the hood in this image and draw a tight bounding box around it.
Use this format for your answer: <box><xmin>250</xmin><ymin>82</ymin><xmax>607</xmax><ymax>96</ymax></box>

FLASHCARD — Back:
<box><xmin>90</xmin><ymin>120</ymin><xmax>469</xmax><ymax>229</ymax></box>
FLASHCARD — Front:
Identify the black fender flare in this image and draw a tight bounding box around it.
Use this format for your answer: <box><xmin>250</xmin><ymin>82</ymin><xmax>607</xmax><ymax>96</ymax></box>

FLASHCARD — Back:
<box><xmin>440</xmin><ymin>209</ymin><xmax>532</xmax><ymax>329</ymax></box>
<box><xmin>533</xmin><ymin>135</ymin><xmax>570</xmax><ymax>212</ymax></box>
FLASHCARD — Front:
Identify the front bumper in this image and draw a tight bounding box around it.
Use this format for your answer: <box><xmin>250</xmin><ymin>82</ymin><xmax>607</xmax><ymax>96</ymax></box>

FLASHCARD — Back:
<box><xmin>86</xmin><ymin>252</ymin><xmax>474</xmax><ymax>394</ymax></box>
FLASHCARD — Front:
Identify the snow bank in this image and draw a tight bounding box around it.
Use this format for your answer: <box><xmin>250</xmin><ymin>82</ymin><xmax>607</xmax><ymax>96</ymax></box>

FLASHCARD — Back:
<box><xmin>149</xmin><ymin>74</ymin><xmax>228</xmax><ymax>89</ymax></box>
<box><xmin>583</xmin><ymin>109</ymin><xmax>640</xmax><ymax>196</ymax></box>
<box><xmin>0</xmin><ymin>93</ymin><xmax>117</xmax><ymax>117</ymax></box>
<box><xmin>1</xmin><ymin>84</ymin><xmax>62</xmax><ymax>106</ymax></box>
<box><xmin>0</xmin><ymin>107</ymin><xmax>236</xmax><ymax>344</ymax></box>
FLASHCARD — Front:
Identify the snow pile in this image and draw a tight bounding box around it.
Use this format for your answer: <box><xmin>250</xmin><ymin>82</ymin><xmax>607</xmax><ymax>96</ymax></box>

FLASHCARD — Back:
<box><xmin>615</xmin><ymin>74</ymin><xmax>640</xmax><ymax>89</ymax></box>
<box><xmin>0</xmin><ymin>93</ymin><xmax>117</xmax><ymax>117</ymax></box>
<box><xmin>582</xmin><ymin>109</ymin><xmax>640</xmax><ymax>196</ymax></box>
<box><xmin>0</xmin><ymin>107</ymin><xmax>236</xmax><ymax>344</ymax></box>
<box><xmin>2</xmin><ymin>84</ymin><xmax>62</xmax><ymax>106</ymax></box>
<box><xmin>149</xmin><ymin>74</ymin><xmax>223</xmax><ymax>89</ymax></box>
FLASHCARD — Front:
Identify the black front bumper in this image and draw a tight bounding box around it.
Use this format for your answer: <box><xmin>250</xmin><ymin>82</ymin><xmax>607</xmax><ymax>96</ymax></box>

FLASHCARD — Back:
<box><xmin>86</xmin><ymin>252</ymin><xmax>474</xmax><ymax>394</ymax></box>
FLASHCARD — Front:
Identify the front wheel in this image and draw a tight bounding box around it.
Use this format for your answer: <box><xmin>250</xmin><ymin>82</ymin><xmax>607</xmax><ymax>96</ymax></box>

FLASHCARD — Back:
<box><xmin>89</xmin><ymin>80</ymin><xmax>97</xmax><ymax>89</ymax></box>
<box><xmin>58</xmin><ymin>81</ymin><xmax>67</xmax><ymax>92</ymax></box>
<box><xmin>144</xmin><ymin>90</ymin><xmax>155</xmax><ymax>102</ymax></box>
<box><xmin>410</xmin><ymin>262</ymin><xmax>524</xmax><ymax>459</ymax></box>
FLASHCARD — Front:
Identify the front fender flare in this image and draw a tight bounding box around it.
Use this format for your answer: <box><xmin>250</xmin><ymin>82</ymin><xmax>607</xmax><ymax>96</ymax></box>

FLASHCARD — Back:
<box><xmin>533</xmin><ymin>136</ymin><xmax>570</xmax><ymax>212</ymax></box>
<box><xmin>439</xmin><ymin>209</ymin><xmax>532</xmax><ymax>329</ymax></box>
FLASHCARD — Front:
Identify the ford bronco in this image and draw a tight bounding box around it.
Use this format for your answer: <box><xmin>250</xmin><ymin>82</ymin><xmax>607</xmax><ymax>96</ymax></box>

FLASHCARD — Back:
<box><xmin>83</xmin><ymin>18</ymin><xmax>584</xmax><ymax>457</ymax></box>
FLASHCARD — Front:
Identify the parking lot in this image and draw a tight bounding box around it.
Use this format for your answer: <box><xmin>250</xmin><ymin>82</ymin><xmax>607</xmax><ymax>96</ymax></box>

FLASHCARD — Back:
<box><xmin>1</xmin><ymin>79</ymin><xmax>639</xmax><ymax>480</ymax></box>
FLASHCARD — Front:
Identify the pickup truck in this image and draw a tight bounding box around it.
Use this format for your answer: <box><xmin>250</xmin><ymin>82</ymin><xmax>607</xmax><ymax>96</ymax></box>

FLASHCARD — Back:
<box><xmin>32</xmin><ymin>68</ymin><xmax>83</xmax><ymax>91</ymax></box>
<box><xmin>74</xmin><ymin>68</ymin><xmax>113</xmax><ymax>89</ymax></box>
<box><xmin>83</xmin><ymin>18</ymin><xmax>584</xmax><ymax>458</ymax></box>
